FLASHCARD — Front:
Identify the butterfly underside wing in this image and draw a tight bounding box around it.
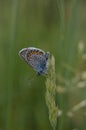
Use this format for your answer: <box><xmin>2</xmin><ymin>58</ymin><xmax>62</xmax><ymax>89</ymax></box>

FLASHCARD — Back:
<box><xmin>19</xmin><ymin>47</ymin><xmax>50</xmax><ymax>75</ymax></box>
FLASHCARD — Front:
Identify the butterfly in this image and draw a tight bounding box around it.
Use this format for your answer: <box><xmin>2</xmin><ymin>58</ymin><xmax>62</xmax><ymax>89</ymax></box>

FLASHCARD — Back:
<box><xmin>19</xmin><ymin>47</ymin><xmax>50</xmax><ymax>75</ymax></box>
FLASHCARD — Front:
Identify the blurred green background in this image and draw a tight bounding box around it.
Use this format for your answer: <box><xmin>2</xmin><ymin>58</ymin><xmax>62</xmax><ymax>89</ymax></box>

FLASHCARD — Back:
<box><xmin>0</xmin><ymin>0</ymin><xmax>86</xmax><ymax>130</ymax></box>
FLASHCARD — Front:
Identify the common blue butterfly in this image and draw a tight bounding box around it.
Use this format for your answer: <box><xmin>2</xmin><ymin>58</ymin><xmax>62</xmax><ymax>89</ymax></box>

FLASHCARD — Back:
<box><xmin>19</xmin><ymin>47</ymin><xmax>50</xmax><ymax>75</ymax></box>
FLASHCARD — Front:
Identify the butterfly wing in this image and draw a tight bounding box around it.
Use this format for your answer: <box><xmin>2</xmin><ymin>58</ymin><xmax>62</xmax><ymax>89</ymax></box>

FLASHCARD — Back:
<box><xmin>19</xmin><ymin>47</ymin><xmax>49</xmax><ymax>75</ymax></box>
<box><xmin>26</xmin><ymin>49</ymin><xmax>47</xmax><ymax>74</ymax></box>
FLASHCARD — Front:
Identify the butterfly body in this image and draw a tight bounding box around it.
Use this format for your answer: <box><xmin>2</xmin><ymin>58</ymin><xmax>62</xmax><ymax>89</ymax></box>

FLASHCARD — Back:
<box><xmin>19</xmin><ymin>47</ymin><xmax>50</xmax><ymax>75</ymax></box>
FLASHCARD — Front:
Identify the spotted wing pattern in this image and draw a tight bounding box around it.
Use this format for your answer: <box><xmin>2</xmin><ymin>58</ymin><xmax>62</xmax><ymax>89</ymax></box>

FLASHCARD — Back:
<box><xmin>19</xmin><ymin>47</ymin><xmax>50</xmax><ymax>75</ymax></box>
